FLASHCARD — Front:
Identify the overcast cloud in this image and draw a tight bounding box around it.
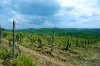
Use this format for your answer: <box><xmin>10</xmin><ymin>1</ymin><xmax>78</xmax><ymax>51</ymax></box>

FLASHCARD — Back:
<box><xmin>0</xmin><ymin>0</ymin><xmax>100</xmax><ymax>29</ymax></box>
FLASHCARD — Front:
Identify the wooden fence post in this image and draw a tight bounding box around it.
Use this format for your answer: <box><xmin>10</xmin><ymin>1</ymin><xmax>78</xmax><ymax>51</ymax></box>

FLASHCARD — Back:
<box><xmin>51</xmin><ymin>31</ymin><xmax>55</xmax><ymax>53</ymax></box>
<box><xmin>85</xmin><ymin>38</ymin><xmax>86</xmax><ymax>45</ymax></box>
<box><xmin>88</xmin><ymin>38</ymin><xmax>89</xmax><ymax>45</ymax></box>
<box><xmin>0</xmin><ymin>25</ymin><xmax>2</xmax><ymax>45</ymax></box>
<box><xmin>13</xmin><ymin>20</ymin><xmax>16</xmax><ymax>58</ymax></box>
<box><xmin>66</xmin><ymin>35</ymin><xmax>70</xmax><ymax>50</ymax></box>
<box><xmin>75</xmin><ymin>35</ymin><xmax>78</xmax><ymax>47</ymax></box>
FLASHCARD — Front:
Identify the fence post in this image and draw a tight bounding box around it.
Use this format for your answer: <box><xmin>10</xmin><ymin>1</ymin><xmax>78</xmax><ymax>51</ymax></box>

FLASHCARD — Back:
<box><xmin>0</xmin><ymin>25</ymin><xmax>1</xmax><ymax>44</ymax></box>
<box><xmin>88</xmin><ymin>38</ymin><xmax>89</xmax><ymax>45</ymax></box>
<box><xmin>13</xmin><ymin>20</ymin><xmax>16</xmax><ymax>58</ymax></box>
<box><xmin>51</xmin><ymin>31</ymin><xmax>55</xmax><ymax>53</ymax></box>
<box><xmin>75</xmin><ymin>35</ymin><xmax>78</xmax><ymax>47</ymax></box>
<box><xmin>66</xmin><ymin>35</ymin><xmax>70</xmax><ymax>50</ymax></box>
<box><xmin>85</xmin><ymin>38</ymin><xmax>86</xmax><ymax>45</ymax></box>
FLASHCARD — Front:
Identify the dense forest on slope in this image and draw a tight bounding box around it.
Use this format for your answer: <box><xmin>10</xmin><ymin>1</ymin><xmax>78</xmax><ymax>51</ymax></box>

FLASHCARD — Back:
<box><xmin>16</xmin><ymin>28</ymin><xmax>100</xmax><ymax>38</ymax></box>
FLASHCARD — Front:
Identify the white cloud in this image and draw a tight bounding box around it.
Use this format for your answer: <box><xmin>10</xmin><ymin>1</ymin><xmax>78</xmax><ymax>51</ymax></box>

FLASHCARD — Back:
<box><xmin>8</xmin><ymin>11</ymin><xmax>29</xmax><ymax>24</ymax></box>
<box><xmin>44</xmin><ymin>21</ymin><xmax>53</xmax><ymax>26</ymax></box>
<box><xmin>70</xmin><ymin>4</ymin><xmax>93</xmax><ymax>18</ymax></box>
<box><xmin>57</xmin><ymin>0</ymin><xmax>75</xmax><ymax>7</ymax></box>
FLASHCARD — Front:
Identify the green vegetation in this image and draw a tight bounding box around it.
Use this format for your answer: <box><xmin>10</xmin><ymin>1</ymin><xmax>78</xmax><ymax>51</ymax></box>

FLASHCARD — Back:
<box><xmin>12</xmin><ymin>54</ymin><xmax>35</xmax><ymax>66</ymax></box>
<box><xmin>0</xmin><ymin>45</ymin><xmax>35</xmax><ymax>66</ymax></box>
<box><xmin>2</xmin><ymin>28</ymin><xmax>100</xmax><ymax>52</ymax></box>
<box><xmin>17</xmin><ymin>28</ymin><xmax>100</xmax><ymax>37</ymax></box>
<box><xmin>0</xmin><ymin>45</ymin><xmax>8</xmax><ymax>59</ymax></box>
<box><xmin>1</xmin><ymin>28</ymin><xmax>100</xmax><ymax>66</ymax></box>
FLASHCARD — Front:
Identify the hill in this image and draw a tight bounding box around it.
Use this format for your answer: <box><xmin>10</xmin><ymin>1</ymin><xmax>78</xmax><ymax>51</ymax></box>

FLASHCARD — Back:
<box><xmin>17</xmin><ymin>28</ymin><xmax>100</xmax><ymax>37</ymax></box>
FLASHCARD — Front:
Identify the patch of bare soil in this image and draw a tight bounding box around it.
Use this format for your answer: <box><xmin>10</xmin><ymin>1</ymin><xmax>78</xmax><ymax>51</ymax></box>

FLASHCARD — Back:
<box><xmin>20</xmin><ymin>45</ymin><xmax>73</xmax><ymax>66</ymax></box>
<box><xmin>0</xmin><ymin>59</ymin><xmax>4</xmax><ymax>66</ymax></box>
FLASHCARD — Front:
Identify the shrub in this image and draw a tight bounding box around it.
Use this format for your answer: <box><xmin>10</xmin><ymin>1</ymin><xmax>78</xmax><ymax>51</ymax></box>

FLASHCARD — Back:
<box><xmin>0</xmin><ymin>45</ymin><xmax>12</xmax><ymax>59</ymax></box>
<box><xmin>12</xmin><ymin>54</ymin><xmax>35</xmax><ymax>66</ymax></box>
<box><xmin>0</xmin><ymin>45</ymin><xmax>7</xmax><ymax>59</ymax></box>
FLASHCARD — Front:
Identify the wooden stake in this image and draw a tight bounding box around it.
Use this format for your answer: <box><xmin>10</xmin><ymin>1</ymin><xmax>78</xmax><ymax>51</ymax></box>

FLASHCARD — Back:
<box><xmin>51</xmin><ymin>31</ymin><xmax>55</xmax><ymax>53</ymax></box>
<box><xmin>13</xmin><ymin>20</ymin><xmax>16</xmax><ymax>58</ymax></box>
<box><xmin>0</xmin><ymin>25</ymin><xmax>1</xmax><ymax>44</ymax></box>
<box><xmin>75</xmin><ymin>35</ymin><xmax>78</xmax><ymax>47</ymax></box>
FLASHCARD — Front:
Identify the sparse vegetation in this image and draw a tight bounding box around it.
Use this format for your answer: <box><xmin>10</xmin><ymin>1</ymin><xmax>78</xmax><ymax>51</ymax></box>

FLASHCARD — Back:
<box><xmin>1</xmin><ymin>27</ymin><xmax>100</xmax><ymax>66</ymax></box>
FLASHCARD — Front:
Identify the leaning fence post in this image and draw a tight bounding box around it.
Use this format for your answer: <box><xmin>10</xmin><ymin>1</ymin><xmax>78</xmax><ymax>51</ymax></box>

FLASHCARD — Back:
<box><xmin>51</xmin><ymin>31</ymin><xmax>55</xmax><ymax>53</ymax></box>
<box><xmin>13</xmin><ymin>20</ymin><xmax>16</xmax><ymax>58</ymax></box>
<box><xmin>0</xmin><ymin>25</ymin><xmax>2</xmax><ymax>45</ymax></box>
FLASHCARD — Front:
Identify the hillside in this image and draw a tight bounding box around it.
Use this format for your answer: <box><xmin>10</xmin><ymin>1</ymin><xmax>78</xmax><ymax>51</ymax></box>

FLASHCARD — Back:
<box><xmin>1</xmin><ymin>37</ymin><xmax>100</xmax><ymax>66</ymax></box>
<box><xmin>17</xmin><ymin>28</ymin><xmax>100</xmax><ymax>37</ymax></box>
<box><xmin>1</xmin><ymin>28</ymin><xmax>100</xmax><ymax>66</ymax></box>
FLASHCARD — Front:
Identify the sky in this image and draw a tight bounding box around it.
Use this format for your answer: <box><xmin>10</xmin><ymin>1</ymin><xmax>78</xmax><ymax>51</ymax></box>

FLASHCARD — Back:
<box><xmin>0</xmin><ymin>0</ymin><xmax>100</xmax><ymax>29</ymax></box>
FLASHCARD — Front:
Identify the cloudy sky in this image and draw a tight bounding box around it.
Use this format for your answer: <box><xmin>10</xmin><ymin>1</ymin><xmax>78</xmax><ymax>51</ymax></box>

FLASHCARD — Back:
<box><xmin>0</xmin><ymin>0</ymin><xmax>100</xmax><ymax>29</ymax></box>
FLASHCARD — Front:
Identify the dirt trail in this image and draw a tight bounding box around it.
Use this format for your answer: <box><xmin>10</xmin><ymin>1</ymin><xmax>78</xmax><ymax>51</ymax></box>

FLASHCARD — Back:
<box><xmin>0</xmin><ymin>59</ymin><xmax>4</xmax><ymax>66</ymax></box>
<box><xmin>20</xmin><ymin>45</ymin><xmax>71</xmax><ymax>66</ymax></box>
<box><xmin>1</xmin><ymin>38</ymin><xmax>72</xmax><ymax>66</ymax></box>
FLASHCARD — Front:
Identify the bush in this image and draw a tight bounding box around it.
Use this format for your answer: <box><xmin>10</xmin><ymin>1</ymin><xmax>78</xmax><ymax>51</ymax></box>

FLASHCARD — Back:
<box><xmin>0</xmin><ymin>45</ymin><xmax>12</xmax><ymax>59</ymax></box>
<box><xmin>2</xmin><ymin>50</ymin><xmax>12</xmax><ymax>59</ymax></box>
<box><xmin>12</xmin><ymin>54</ymin><xmax>35</xmax><ymax>66</ymax></box>
<box><xmin>0</xmin><ymin>45</ymin><xmax>6</xmax><ymax>59</ymax></box>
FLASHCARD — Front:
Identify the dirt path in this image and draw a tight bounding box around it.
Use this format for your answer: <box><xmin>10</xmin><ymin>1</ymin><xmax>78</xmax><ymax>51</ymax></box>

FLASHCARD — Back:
<box><xmin>1</xmin><ymin>38</ymin><xmax>72</xmax><ymax>66</ymax></box>
<box><xmin>0</xmin><ymin>59</ymin><xmax>4</xmax><ymax>66</ymax></box>
<box><xmin>20</xmin><ymin>45</ymin><xmax>72</xmax><ymax>66</ymax></box>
